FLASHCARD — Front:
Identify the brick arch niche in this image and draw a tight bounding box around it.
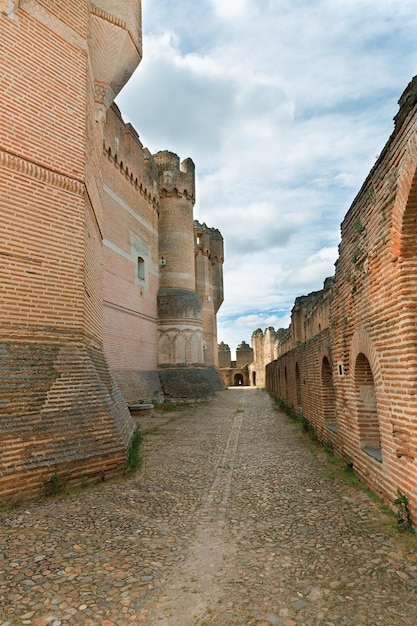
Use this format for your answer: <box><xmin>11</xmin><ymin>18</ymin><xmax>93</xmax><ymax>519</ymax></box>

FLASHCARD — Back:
<box><xmin>284</xmin><ymin>366</ymin><xmax>288</xmax><ymax>402</ymax></box>
<box><xmin>398</xmin><ymin>166</ymin><xmax>417</xmax><ymax>337</ymax></box>
<box><xmin>322</xmin><ymin>356</ymin><xmax>337</xmax><ymax>433</ymax></box>
<box><xmin>295</xmin><ymin>363</ymin><xmax>302</xmax><ymax>411</ymax></box>
<box><xmin>234</xmin><ymin>373</ymin><xmax>244</xmax><ymax>386</ymax></box>
<box><xmin>355</xmin><ymin>353</ymin><xmax>382</xmax><ymax>462</ymax></box>
<box><xmin>399</xmin><ymin>166</ymin><xmax>417</xmax><ymax>260</ymax></box>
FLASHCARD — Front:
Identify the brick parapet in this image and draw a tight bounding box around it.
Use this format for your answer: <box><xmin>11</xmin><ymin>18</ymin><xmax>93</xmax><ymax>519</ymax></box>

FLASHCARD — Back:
<box><xmin>154</xmin><ymin>151</ymin><xmax>195</xmax><ymax>201</ymax></box>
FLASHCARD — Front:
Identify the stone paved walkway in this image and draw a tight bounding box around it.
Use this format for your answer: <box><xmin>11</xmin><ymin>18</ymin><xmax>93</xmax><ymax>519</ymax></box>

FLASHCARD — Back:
<box><xmin>1</xmin><ymin>388</ymin><xmax>417</xmax><ymax>626</ymax></box>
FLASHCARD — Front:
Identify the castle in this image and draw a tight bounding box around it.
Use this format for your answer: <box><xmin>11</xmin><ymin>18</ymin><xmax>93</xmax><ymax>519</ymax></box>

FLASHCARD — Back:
<box><xmin>3</xmin><ymin>2</ymin><xmax>417</xmax><ymax>527</ymax></box>
<box><xmin>250</xmin><ymin>76</ymin><xmax>417</xmax><ymax>524</ymax></box>
<box><xmin>0</xmin><ymin>1</ymin><xmax>223</xmax><ymax>500</ymax></box>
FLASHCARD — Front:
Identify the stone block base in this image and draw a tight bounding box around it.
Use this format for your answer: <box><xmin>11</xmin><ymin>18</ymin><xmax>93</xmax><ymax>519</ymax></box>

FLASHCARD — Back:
<box><xmin>158</xmin><ymin>365</ymin><xmax>224</xmax><ymax>401</ymax></box>
<box><xmin>112</xmin><ymin>369</ymin><xmax>164</xmax><ymax>405</ymax></box>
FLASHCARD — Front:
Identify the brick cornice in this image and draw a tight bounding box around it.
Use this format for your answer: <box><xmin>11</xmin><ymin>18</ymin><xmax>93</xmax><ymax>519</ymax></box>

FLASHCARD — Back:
<box><xmin>91</xmin><ymin>4</ymin><xmax>127</xmax><ymax>31</ymax></box>
<box><xmin>0</xmin><ymin>148</ymin><xmax>84</xmax><ymax>195</ymax></box>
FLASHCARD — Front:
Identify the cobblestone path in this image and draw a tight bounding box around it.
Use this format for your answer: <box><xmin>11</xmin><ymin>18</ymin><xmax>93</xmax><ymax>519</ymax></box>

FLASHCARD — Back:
<box><xmin>1</xmin><ymin>388</ymin><xmax>417</xmax><ymax>626</ymax></box>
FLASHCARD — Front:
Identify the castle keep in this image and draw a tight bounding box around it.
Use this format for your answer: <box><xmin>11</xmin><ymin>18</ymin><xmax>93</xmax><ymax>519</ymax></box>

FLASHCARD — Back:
<box><xmin>255</xmin><ymin>77</ymin><xmax>417</xmax><ymax>524</ymax></box>
<box><xmin>0</xmin><ymin>1</ymin><xmax>223</xmax><ymax>500</ymax></box>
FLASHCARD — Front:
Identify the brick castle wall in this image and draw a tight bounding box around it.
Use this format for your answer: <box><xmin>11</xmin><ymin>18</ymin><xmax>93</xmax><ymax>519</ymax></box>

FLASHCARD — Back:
<box><xmin>102</xmin><ymin>105</ymin><xmax>163</xmax><ymax>402</ymax></box>
<box><xmin>0</xmin><ymin>2</ymin><xmax>140</xmax><ymax>500</ymax></box>
<box><xmin>263</xmin><ymin>76</ymin><xmax>417</xmax><ymax>523</ymax></box>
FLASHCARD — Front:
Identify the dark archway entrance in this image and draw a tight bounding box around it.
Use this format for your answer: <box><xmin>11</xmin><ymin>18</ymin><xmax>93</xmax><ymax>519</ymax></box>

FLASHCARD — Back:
<box><xmin>234</xmin><ymin>373</ymin><xmax>244</xmax><ymax>386</ymax></box>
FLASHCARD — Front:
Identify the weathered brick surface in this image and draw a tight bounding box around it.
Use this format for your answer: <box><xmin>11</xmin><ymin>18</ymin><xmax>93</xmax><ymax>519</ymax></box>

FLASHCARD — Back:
<box><xmin>329</xmin><ymin>77</ymin><xmax>417</xmax><ymax>519</ymax></box>
<box><xmin>266</xmin><ymin>330</ymin><xmax>335</xmax><ymax>446</ymax></box>
<box><xmin>264</xmin><ymin>76</ymin><xmax>417</xmax><ymax>524</ymax></box>
<box><xmin>0</xmin><ymin>340</ymin><xmax>133</xmax><ymax>500</ymax></box>
<box><xmin>158</xmin><ymin>365</ymin><xmax>224</xmax><ymax>400</ymax></box>
<box><xmin>0</xmin><ymin>2</ymin><xmax>139</xmax><ymax>500</ymax></box>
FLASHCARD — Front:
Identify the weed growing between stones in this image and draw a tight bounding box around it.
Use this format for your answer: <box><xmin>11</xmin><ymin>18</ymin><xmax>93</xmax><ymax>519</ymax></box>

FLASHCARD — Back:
<box><xmin>44</xmin><ymin>473</ymin><xmax>66</xmax><ymax>496</ymax></box>
<box><xmin>354</xmin><ymin>217</ymin><xmax>365</xmax><ymax>234</ymax></box>
<box><xmin>268</xmin><ymin>391</ymin><xmax>417</xmax><ymax>538</ymax></box>
<box><xmin>269</xmin><ymin>391</ymin><xmax>382</xmax><ymax>491</ymax></box>
<box><xmin>125</xmin><ymin>425</ymin><xmax>143</xmax><ymax>473</ymax></box>
<box><xmin>162</xmin><ymin>400</ymin><xmax>177</xmax><ymax>412</ymax></box>
<box><xmin>394</xmin><ymin>489</ymin><xmax>415</xmax><ymax>534</ymax></box>
<box><xmin>270</xmin><ymin>394</ymin><xmax>316</xmax><ymax>439</ymax></box>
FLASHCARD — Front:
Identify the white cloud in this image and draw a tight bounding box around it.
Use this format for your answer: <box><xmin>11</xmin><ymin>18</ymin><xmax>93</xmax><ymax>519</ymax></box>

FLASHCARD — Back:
<box><xmin>117</xmin><ymin>0</ymin><xmax>417</xmax><ymax>351</ymax></box>
<box><xmin>210</xmin><ymin>0</ymin><xmax>250</xmax><ymax>21</ymax></box>
<box><xmin>282</xmin><ymin>247</ymin><xmax>338</xmax><ymax>291</ymax></box>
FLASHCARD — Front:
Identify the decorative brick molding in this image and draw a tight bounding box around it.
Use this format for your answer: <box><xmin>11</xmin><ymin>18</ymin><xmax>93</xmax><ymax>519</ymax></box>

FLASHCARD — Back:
<box><xmin>91</xmin><ymin>4</ymin><xmax>127</xmax><ymax>30</ymax></box>
<box><xmin>103</xmin><ymin>140</ymin><xmax>158</xmax><ymax>207</ymax></box>
<box><xmin>0</xmin><ymin>149</ymin><xmax>84</xmax><ymax>195</ymax></box>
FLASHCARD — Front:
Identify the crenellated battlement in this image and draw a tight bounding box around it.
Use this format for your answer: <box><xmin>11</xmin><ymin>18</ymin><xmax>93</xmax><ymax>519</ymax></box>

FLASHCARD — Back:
<box><xmin>103</xmin><ymin>142</ymin><xmax>158</xmax><ymax>207</ymax></box>
<box><xmin>194</xmin><ymin>221</ymin><xmax>224</xmax><ymax>262</ymax></box>
<box><xmin>103</xmin><ymin>104</ymin><xmax>159</xmax><ymax>208</ymax></box>
<box><xmin>154</xmin><ymin>151</ymin><xmax>195</xmax><ymax>201</ymax></box>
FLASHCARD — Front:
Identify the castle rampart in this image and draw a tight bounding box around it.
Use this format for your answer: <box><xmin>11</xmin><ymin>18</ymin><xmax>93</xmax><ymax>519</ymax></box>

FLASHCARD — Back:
<box><xmin>218</xmin><ymin>340</ymin><xmax>253</xmax><ymax>387</ymax></box>
<box><xmin>102</xmin><ymin>104</ymin><xmax>162</xmax><ymax>404</ymax></box>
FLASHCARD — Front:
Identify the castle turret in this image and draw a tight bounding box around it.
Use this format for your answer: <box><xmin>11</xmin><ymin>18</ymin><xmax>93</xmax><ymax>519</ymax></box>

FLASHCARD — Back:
<box><xmin>154</xmin><ymin>152</ymin><xmax>224</xmax><ymax>398</ymax></box>
<box><xmin>218</xmin><ymin>341</ymin><xmax>231</xmax><ymax>369</ymax></box>
<box><xmin>194</xmin><ymin>221</ymin><xmax>224</xmax><ymax>366</ymax></box>
<box><xmin>236</xmin><ymin>341</ymin><xmax>253</xmax><ymax>368</ymax></box>
<box><xmin>155</xmin><ymin>152</ymin><xmax>196</xmax><ymax>291</ymax></box>
<box><xmin>154</xmin><ymin>151</ymin><xmax>204</xmax><ymax>367</ymax></box>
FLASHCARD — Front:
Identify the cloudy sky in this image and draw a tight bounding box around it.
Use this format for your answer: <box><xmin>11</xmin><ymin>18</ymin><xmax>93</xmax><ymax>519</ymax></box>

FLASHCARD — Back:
<box><xmin>116</xmin><ymin>0</ymin><xmax>417</xmax><ymax>355</ymax></box>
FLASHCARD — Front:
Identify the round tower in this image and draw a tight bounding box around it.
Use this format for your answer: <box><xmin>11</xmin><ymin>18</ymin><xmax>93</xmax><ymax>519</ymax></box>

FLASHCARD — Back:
<box><xmin>154</xmin><ymin>151</ymin><xmax>204</xmax><ymax>366</ymax></box>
